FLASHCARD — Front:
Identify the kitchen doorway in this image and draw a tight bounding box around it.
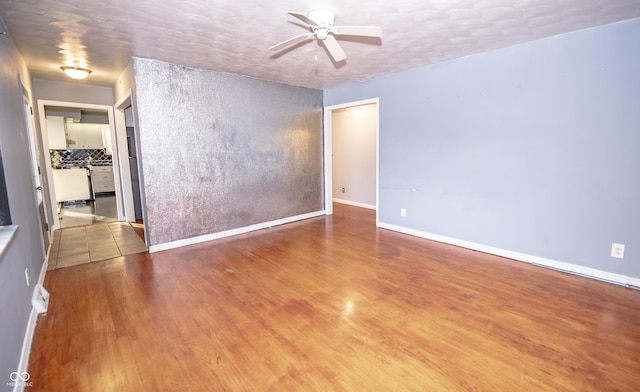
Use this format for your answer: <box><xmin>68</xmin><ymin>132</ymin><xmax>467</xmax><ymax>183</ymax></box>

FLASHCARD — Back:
<box><xmin>37</xmin><ymin>100</ymin><xmax>125</xmax><ymax>231</ymax></box>
<box><xmin>323</xmin><ymin>98</ymin><xmax>380</xmax><ymax>225</ymax></box>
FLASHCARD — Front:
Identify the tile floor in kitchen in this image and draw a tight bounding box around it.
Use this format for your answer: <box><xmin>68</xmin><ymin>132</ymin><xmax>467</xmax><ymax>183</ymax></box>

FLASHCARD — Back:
<box><xmin>49</xmin><ymin>191</ymin><xmax>148</xmax><ymax>270</ymax></box>
<box><xmin>48</xmin><ymin>220</ymin><xmax>147</xmax><ymax>270</ymax></box>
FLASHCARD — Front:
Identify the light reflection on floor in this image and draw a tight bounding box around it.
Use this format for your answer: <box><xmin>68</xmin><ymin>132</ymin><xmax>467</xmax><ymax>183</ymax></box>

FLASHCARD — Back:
<box><xmin>59</xmin><ymin>194</ymin><xmax>118</xmax><ymax>228</ymax></box>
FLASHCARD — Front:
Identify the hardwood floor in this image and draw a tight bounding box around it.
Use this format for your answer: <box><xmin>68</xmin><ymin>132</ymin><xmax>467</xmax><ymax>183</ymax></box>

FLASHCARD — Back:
<box><xmin>29</xmin><ymin>204</ymin><xmax>640</xmax><ymax>391</ymax></box>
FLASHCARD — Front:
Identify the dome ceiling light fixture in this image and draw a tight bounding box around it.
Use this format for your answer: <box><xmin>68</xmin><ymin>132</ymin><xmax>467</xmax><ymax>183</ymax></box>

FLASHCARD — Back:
<box><xmin>60</xmin><ymin>66</ymin><xmax>92</xmax><ymax>80</ymax></box>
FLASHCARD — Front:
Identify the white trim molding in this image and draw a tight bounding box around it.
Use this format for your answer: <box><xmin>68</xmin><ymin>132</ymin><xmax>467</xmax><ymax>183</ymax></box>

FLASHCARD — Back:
<box><xmin>15</xmin><ymin>257</ymin><xmax>48</xmax><ymax>392</ymax></box>
<box><xmin>378</xmin><ymin>221</ymin><xmax>640</xmax><ymax>289</ymax></box>
<box><xmin>333</xmin><ymin>198</ymin><xmax>376</xmax><ymax>210</ymax></box>
<box><xmin>149</xmin><ymin>210</ymin><xmax>326</xmax><ymax>253</ymax></box>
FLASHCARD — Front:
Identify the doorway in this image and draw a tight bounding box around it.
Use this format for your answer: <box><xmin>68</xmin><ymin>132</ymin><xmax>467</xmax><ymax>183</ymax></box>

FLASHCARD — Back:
<box><xmin>323</xmin><ymin>98</ymin><xmax>380</xmax><ymax>225</ymax></box>
<box><xmin>125</xmin><ymin>107</ymin><xmax>143</xmax><ymax>221</ymax></box>
<box><xmin>114</xmin><ymin>90</ymin><xmax>148</xmax><ymax>245</ymax></box>
<box><xmin>36</xmin><ymin>100</ymin><xmax>124</xmax><ymax>231</ymax></box>
<box><xmin>41</xmin><ymin>104</ymin><xmax>118</xmax><ymax>228</ymax></box>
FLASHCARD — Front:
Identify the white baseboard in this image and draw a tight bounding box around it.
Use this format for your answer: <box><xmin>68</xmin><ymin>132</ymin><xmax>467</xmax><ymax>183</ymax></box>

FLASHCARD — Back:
<box><xmin>378</xmin><ymin>222</ymin><xmax>640</xmax><ymax>288</ymax></box>
<box><xmin>14</xmin><ymin>257</ymin><xmax>48</xmax><ymax>392</ymax></box>
<box><xmin>149</xmin><ymin>210</ymin><xmax>326</xmax><ymax>253</ymax></box>
<box><xmin>333</xmin><ymin>198</ymin><xmax>376</xmax><ymax>210</ymax></box>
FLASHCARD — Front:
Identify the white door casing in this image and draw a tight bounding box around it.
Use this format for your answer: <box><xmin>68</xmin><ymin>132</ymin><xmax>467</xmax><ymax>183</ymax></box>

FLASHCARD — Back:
<box><xmin>322</xmin><ymin>98</ymin><xmax>380</xmax><ymax>225</ymax></box>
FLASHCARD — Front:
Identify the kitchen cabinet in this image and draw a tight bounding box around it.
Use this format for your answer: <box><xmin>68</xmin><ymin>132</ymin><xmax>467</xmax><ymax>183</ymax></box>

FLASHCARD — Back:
<box><xmin>46</xmin><ymin>116</ymin><xmax>67</xmax><ymax>149</ymax></box>
<box><xmin>52</xmin><ymin>168</ymin><xmax>91</xmax><ymax>202</ymax></box>
<box><xmin>102</xmin><ymin>127</ymin><xmax>113</xmax><ymax>155</ymax></box>
<box><xmin>66</xmin><ymin>123</ymin><xmax>105</xmax><ymax>149</ymax></box>
<box><xmin>85</xmin><ymin>124</ymin><xmax>105</xmax><ymax>148</ymax></box>
<box><xmin>91</xmin><ymin>166</ymin><xmax>115</xmax><ymax>194</ymax></box>
<box><xmin>64</xmin><ymin>123</ymin><xmax>84</xmax><ymax>148</ymax></box>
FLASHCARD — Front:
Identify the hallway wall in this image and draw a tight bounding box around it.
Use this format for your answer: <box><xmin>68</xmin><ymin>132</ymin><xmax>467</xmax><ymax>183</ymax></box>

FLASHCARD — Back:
<box><xmin>0</xmin><ymin>30</ymin><xmax>46</xmax><ymax>384</ymax></box>
<box><xmin>33</xmin><ymin>79</ymin><xmax>114</xmax><ymax>105</ymax></box>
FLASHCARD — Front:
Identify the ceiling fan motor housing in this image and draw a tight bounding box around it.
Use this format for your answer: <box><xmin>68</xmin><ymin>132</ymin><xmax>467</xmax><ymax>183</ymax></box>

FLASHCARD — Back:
<box><xmin>309</xmin><ymin>9</ymin><xmax>335</xmax><ymax>40</ymax></box>
<box><xmin>309</xmin><ymin>10</ymin><xmax>335</xmax><ymax>27</ymax></box>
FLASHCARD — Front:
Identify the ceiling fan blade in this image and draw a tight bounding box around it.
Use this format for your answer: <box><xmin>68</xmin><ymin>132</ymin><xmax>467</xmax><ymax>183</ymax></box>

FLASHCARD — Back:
<box><xmin>269</xmin><ymin>32</ymin><xmax>315</xmax><ymax>51</ymax></box>
<box><xmin>321</xmin><ymin>35</ymin><xmax>346</xmax><ymax>62</ymax></box>
<box><xmin>333</xmin><ymin>25</ymin><xmax>382</xmax><ymax>38</ymax></box>
<box><xmin>287</xmin><ymin>11</ymin><xmax>318</xmax><ymax>27</ymax></box>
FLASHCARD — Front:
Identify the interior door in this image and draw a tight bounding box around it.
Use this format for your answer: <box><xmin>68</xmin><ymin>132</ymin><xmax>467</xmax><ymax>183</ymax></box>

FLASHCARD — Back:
<box><xmin>23</xmin><ymin>97</ymin><xmax>51</xmax><ymax>252</ymax></box>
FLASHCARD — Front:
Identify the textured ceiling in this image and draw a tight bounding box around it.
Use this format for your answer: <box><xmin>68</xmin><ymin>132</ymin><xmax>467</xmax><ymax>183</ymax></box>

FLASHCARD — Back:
<box><xmin>1</xmin><ymin>0</ymin><xmax>639</xmax><ymax>90</ymax></box>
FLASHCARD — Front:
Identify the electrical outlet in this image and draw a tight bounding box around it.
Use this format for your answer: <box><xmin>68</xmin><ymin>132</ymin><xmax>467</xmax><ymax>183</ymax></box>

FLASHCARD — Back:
<box><xmin>25</xmin><ymin>268</ymin><xmax>30</xmax><ymax>287</ymax></box>
<box><xmin>400</xmin><ymin>208</ymin><xmax>406</xmax><ymax>217</ymax></box>
<box><xmin>341</xmin><ymin>187</ymin><xmax>345</xmax><ymax>193</ymax></box>
<box><xmin>611</xmin><ymin>243</ymin><xmax>625</xmax><ymax>259</ymax></box>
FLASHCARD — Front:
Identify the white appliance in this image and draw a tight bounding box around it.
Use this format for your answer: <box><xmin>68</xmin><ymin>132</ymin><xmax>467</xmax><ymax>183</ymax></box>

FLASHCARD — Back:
<box><xmin>52</xmin><ymin>168</ymin><xmax>91</xmax><ymax>202</ymax></box>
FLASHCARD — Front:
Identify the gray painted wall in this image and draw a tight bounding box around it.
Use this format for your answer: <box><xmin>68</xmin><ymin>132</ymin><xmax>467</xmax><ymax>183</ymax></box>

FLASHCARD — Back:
<box><xmin>33</xmin><ymin>79</ymin><xmax>114</xmax><ymax>106</ymax></box>
<box><xmin>114</xmin><ymin>60</ymin><xmax>135</xmax><ymax>102</ymax></box>
<box><xmin>324</xmin><ymin>18</ymin><xmax>640</xmax><ymax>279</ymax></box>
<box><xmin>132</xmin><ymin>58</ymin><xmax>324</xmax><ymax>246</ymax></box>
<box><xmin>0</xmin><ymin>32</ymin><xmax>46</xmax><ymax>384</ymax></box>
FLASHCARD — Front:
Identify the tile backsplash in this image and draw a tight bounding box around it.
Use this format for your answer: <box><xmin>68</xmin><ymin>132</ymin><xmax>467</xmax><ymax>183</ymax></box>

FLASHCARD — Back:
<box><xmin>50</xmin><ymin>149</ymin><xmax>112</xmax><ymax>168</ymax></box>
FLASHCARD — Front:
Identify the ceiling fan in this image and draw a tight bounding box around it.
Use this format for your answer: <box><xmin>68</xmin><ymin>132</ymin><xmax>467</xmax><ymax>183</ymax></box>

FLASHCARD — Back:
<box><xmin>270</xmin><ymin>10</ymin><xmax>382</xmax><ymax>62</ymax></box>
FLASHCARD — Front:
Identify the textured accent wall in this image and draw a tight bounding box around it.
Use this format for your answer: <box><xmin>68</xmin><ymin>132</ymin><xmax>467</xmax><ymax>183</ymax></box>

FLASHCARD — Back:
<box><xmin>132</xmin><ymin>58</ymin><xmax>323</xmax><ymax>246</ymax></box>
